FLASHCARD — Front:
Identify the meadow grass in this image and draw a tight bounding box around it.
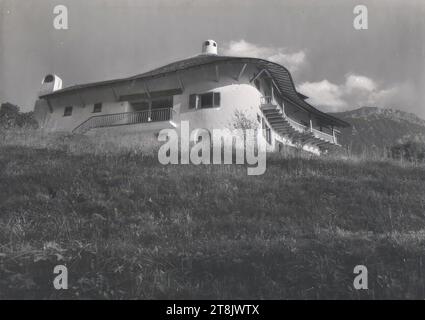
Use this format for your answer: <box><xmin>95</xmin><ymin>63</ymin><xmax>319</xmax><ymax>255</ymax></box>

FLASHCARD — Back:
<box><xmin>0</xmin><ymin>130</ymin><xmax>425</xmax><ymax>299</ymax></box>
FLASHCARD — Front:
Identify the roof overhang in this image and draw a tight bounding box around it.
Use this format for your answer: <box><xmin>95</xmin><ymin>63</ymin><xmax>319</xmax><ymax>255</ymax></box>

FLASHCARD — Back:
<box><xmin>39</xmin><ymin>55</ymin><xmax>350</xmax><ymax>128</ymax></box>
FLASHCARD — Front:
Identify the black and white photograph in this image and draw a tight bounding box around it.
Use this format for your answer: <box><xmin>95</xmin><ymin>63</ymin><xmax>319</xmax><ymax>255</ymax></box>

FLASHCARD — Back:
<box><xmin>1</xmin><ymin>0</ymin><xmax>425</xmax><ymax>307</ymax></box>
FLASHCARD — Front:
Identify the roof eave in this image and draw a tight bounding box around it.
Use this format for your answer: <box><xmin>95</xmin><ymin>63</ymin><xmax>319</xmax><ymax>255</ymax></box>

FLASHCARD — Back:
<box><xmin>38</xmin><ymin>55</ymin><xmax>351</xmax><ymax>128</ymax></box>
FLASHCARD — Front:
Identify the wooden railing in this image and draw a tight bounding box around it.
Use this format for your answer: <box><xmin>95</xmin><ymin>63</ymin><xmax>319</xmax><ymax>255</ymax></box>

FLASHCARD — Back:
<box><xmin>73</xmin><ymin>108</ymin><xmax>174</xmax><ymax>134</ymax></box>
<box><xmin>311</xmin><ymin>128</ymin><xmax>336</xmax><ymax>144</ymax></box>
<box><xmin>260</xmin><ymin>95</ymin><xmax>340</xmax><ymax>146</ymax></box>
<box><xmin>286</xmin><ymin>116</ymin><xmax>308</xmax><ymax>133</ymax></box>
<box><xmin>260</xmin><ymin>96</ymin><xmax>275</xmax><ymax>105</ymax></box>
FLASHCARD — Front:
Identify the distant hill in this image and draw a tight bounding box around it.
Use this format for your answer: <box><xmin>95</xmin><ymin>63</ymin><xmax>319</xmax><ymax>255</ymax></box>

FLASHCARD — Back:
<box><xmin>330</xmin><ymin>107</ymin><xmax>425</xmax><ymax>154</ymax></box>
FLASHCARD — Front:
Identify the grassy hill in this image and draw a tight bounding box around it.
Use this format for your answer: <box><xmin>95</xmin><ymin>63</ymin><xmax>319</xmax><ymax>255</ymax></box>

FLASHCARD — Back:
<box><xmin>331</xmin><ymin>107</ymin><xmax>425</xmax><ymax>155</ymax></box>
<box><xmin>1</xmin><ymin>136</ymin><xmax>425</xmax><ymax>299</ymax></box>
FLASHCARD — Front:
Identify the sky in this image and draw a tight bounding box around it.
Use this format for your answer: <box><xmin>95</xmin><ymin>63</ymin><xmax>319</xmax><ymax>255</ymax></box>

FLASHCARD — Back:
<box><xmin>0</xmin><ymin>0</ymin><xmax>424</xmax><ymax>117</ymax></box>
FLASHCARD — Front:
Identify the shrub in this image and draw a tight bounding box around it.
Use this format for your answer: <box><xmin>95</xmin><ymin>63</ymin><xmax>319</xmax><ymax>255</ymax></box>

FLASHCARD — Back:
<box><xmin>0</xmin><ymin>102</ymin><xmax>38</xmax><ymax>130</ymax></box>
<box><xmin>389</xmin><ymin>141</ymin><xmax>425</xmax><ymax>162</ymax></box>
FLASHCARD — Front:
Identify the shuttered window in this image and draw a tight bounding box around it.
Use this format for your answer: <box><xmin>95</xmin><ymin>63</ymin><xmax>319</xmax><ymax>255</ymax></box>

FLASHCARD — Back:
<box><xmin>200</xmin><ymin>92</ymin><xmax>214</xmax><ymax>108</ymax></box>
<box><xmin>190</xmin><ymin>92</ymin><xmax>221</xmax><ymax>109</ymax></box>
<box><xmin>213</xmin><ymin>92</ymin><xmax>220</xmax><ymax>107</ymax></box>
<box><xmin>189</xmin><ymin>94</ymin><xmax>197</xmax><ymax>109</ymax></box>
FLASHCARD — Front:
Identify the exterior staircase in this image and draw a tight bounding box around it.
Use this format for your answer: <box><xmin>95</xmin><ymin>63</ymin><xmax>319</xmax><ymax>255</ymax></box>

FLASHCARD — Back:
<box><xmin>260</xmin><ymin>97</ymin><xmax>339</xmax><ymax>147</ymax></box>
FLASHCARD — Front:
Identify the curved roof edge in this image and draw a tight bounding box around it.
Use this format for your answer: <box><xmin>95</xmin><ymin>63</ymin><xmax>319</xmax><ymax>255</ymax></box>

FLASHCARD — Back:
<box><xmin>39</xmin><ymin>55</ymin><xmax>350</xmax><ymax>127</ymax></box>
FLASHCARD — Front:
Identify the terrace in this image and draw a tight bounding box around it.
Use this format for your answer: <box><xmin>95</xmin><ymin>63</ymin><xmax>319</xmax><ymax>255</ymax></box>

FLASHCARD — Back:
<box><xmin>72</xmin><ymin>107</ymin><xmax>175</xmax><ymax>134</ymax></box>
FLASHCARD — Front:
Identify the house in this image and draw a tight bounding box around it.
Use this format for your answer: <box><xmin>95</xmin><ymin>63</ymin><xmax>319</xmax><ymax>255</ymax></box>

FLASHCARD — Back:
<box><xmin>33</xmin><ymin>40</ymin><xmax>349</xmax><ymax>154</ymax></box>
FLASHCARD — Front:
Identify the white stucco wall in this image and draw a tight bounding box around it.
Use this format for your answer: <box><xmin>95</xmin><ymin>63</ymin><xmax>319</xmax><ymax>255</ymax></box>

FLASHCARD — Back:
<box><xmin>42</xmin><ymin>101</ymin><xmax>129</xmax><ymax>132</ymax></box>
<box><xmin>35</xmin><ymin>60</ymin><xmax>322</xmax><ymax>154</ymax></box>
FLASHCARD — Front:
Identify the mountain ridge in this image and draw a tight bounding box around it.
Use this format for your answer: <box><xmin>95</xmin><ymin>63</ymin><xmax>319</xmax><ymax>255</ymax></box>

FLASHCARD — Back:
<box><xmin>330</xmin><ymin>106</ymin><xmax>425</xmax><ymax>154</ymax></box>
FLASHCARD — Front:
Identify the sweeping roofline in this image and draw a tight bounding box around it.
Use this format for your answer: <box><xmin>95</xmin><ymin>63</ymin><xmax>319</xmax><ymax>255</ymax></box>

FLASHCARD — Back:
<box><xmin>39</xmin><ymin>56</ymin><xmax>350</xmax><ymax>127</ymax></box>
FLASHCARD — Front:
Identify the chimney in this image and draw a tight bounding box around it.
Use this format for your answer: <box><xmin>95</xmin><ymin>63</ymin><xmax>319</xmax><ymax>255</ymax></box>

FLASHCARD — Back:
<box><xmin>202</xmin><ymin>40</ymin><xmax>218</xmax><ymax>55</ymax></box>
<box><xmin>39</xmin><ymin>74</ymin><xmax>63</xmax><ymax>97</ymax></box>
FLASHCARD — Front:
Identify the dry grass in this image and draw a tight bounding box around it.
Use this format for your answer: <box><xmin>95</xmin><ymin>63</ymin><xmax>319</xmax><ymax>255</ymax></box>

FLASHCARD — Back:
<box><xmin>1</xmin><ymin>129</ymin><xmax>425</xmax><ymax>299</ymax></box>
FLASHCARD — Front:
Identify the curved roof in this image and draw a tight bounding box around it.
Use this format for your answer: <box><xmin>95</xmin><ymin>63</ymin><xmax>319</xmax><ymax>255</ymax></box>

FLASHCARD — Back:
<box><xmin>40</xmin><ymin>55</ymin><xmax>350</xmax><ymax>127</ymax></box>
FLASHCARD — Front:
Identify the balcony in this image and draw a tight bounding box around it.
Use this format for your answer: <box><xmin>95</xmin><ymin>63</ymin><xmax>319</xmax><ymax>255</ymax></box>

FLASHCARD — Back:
<box><xmin>73</xmin><ymin>107</ymin><xmax>175</xmax><ymax>134</ymax></box>
<box><xmin>260</xmin><ymin>96</ymin><xmax>276</xmax><ymax>105</ymax></box>
<box><xmin>311</xmin><ymin>128</ymin><xmax>339</xmax><ymax>145</ymax></box>
<box><xmin>260</xmin><ymin>96</ymin><xmax>339</xmax><ymax>147</ymax></box>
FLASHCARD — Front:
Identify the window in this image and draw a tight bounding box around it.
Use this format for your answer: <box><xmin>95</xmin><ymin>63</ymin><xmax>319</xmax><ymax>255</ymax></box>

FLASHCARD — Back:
<box><xmin>262</xmin><ymin>118</ymin><xmax>272</xmax><ymax>144</ymax></box>
<box><xmin>93</xmin><ymin>103</ymin><xmax>102</xmax><ymax>113</ymax></box>
<box><xmin>200</xmin><ymin>92</ymin><xmax>220</xmax><ymax>109</ymax></box>
<box><xmin>189</xmin><ymin>92</ymin><xmax>220</xmax><ymax>109</ymax></box>
<box><xmin>266</xmin><ymin>126</ymin><xmax>272</xmax><ymax>144</ymax></box>
<box><xmin>63</xmin><ymin>106</ymin><xmax>73</xmax><ymax>117</ymax></box>
<box><xmin>205</xmin><ymin>41</ymin><xmax>210</xmax><ymax>46</ymax></box>
<box><xmin>200</xmin><ymin>92</ymin><xmax>214</xmax><ymax>108</ymax></box>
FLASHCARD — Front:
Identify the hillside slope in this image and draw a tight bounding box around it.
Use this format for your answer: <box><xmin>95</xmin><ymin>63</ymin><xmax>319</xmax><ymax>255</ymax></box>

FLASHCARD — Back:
<box><xmin>1</xmin><ymin>145</ymin><xmax>425</xmax><ymax>299</ymax></box>
<box><xmin>331</xmin><ymin>107</ymin><xmax>425</xmax><ymax>154</ymax></box>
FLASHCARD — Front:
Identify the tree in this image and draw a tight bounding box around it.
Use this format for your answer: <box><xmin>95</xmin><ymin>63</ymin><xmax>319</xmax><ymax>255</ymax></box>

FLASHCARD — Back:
<box><xmin>0</xmin><ymin>102</ymin><xmax>38</xmax><ymax>129</ymax></box>
<box><xmin>390</xmin><ymin>141</ymin><xmax>425</xmax><ymax>162</ymax></box>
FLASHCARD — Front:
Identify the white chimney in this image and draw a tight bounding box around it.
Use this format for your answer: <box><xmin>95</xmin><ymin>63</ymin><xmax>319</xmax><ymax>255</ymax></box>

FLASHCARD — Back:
<box><xmin>39</xmin><ymin>74</ymin><xmax>63</xmax><ymax>96</ymax></box>
<box><xmin>202</xmin><ymin>40</ymin><xmax>218</xmax><ymax>55</ymax></box>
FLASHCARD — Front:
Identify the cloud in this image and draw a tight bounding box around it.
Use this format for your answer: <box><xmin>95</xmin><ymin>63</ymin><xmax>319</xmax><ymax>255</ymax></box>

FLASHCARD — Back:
<box><xmin>298</xmin><ymin>74</ymin><xmax>410</xmax><ymax>112</ymax></box>
<box><xmin>221</xmin><ymin>41</ymin><xmax>415</xmax><ymax>114</ymax></box>
<box><xmin>345</xmin><ymin>74</ymin><xmax>377</xmax><ymax>92</ymax></box>
<box><xmin>297</xmin><ymin>80</ymin><xmax>347</xmax><ymax>109</ymax></box>
<box><xmin>222</xmin><ymin>40</ymin><xmax>306</xmax><ymax>73</ymax></box>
